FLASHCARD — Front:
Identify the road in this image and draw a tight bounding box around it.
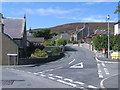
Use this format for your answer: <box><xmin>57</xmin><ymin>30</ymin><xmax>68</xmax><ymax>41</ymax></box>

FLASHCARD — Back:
<box><xmin>1</xmin><ymin>46</ymin><xmax>119</xmax><ymax>89</ymax></box>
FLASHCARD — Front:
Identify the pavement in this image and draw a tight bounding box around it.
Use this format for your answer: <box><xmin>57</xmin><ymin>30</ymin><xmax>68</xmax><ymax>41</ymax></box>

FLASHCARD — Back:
<box><xmin>97</xmin><ymin>57</ymin><xmax>120</xmax><ymax>63</ymax></box>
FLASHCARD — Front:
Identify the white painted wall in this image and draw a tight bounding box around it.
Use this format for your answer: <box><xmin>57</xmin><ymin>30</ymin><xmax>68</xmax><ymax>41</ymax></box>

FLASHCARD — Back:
<box><xmin>114</xmin><ymin>24</ymin><xmax>120</xmax><ymax>35</ymax></box>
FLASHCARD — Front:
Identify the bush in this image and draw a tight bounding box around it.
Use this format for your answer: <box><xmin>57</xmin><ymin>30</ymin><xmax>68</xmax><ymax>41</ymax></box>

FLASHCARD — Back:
<box><xmin>92</xmin><ymin>34</ymin><xmax>120</xmax><ymax>51</ymax></box>
<box><xmin>72</xmin><ymin>41</ymin><xmax>79</xmax><ymax>44</ymax></box>
<box><xmin>47</xmin><ymin>48</ymin><xmax>59</xmax><ymax>56</ymax></box>
<box><xmin>31</xmin><ymin>49</ymin><xmax>47</xmax><ymax>58</ymax></box>
<box><xmin>32</xmin><ymin>28</ymin><xmax>52</xmax><ymax>39</ymax></box>
<box><xmin>56</xmin><ymin>38</ymin><xmax>67</xmax><ymax>46</ymax></box>
<box><xmin>43</xmin><ymin>40</ymin><xmax>55</xmax><ymax>46</ymax></box>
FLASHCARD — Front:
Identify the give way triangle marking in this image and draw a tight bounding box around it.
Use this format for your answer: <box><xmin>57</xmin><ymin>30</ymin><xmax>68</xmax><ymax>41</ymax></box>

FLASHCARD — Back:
<box><xmin>69</xmin><ymin>59</ymin><xmax>83</xmax><ymax>69</ymax></box>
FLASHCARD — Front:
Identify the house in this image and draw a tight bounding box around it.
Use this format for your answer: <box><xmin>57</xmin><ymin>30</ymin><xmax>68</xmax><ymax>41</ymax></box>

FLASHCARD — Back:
<box><xmin>27</xmin><ymin>28</ymin><xmax>45</xmax><ymax>46</ymax></box>
<box><xmin>27</xmin><ymin>36</ymin><xmax>44</xmax><ymax>46</ymax></box>
<box><xmin>71</xmin><ymin>22</ymin><xmax>115</xmax><ymax>41</ymax></box>
<box><xmin>55</xmin><ymin>33</ymin><xmax>71</xmax><ymax>40</ymax></box>
<box><xmin>71</xmin><ymin>23</ymin><xmax>93</xmax><ymax>41</ymax></box>
<box><xmin>84</xmin><ymin>30</ymin><xmax>114</xmax><ymax>44</ymax></box>
<box><xmin>0</xmin><ymin>13</ymin><xmax>27</xmax><ymax>65</ymax></box>
<box><xmin>114</xmin><ymin>22</ymin><xmax>120</xmax><ymax>35</ymax></box>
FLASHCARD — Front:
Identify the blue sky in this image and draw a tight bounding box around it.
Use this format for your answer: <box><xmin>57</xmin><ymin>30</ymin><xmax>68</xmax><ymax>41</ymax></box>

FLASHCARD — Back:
<box><xmin>1</xmin><ymin>2</ymin><xmax>118</xmax><ymax>29</ymax></box>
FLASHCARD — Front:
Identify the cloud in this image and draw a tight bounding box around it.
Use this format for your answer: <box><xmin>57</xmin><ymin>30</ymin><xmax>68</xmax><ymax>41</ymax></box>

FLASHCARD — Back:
<box><xmin>36</xmin><ymin>8</ymin><xmax>70</xmax><ymax>15</ymax></box>
<box><xmin>24</xmin><ymin>8</ymin><xmax>80</xmax><ymax>16</ymax></box>
<box><xmin>81</xmin><ymin>17</ymin><xmax>105</xmax><ymax>22</ymax></box>
<box><xmin>82</xmin><ymin>2</ymin><xmax>97</xmax><ymax>5</ymax></box>
<box><xmin>59</xmin><ymin>15</ymin><xmax>116</xmax><ymax>22</ymax></box>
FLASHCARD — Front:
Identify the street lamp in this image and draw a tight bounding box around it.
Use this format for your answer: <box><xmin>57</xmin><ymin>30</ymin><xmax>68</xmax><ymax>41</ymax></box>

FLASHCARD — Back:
<box><xmin>106</xmin><ymin>15</ymin><xmax>110</xmax><ymax>58</ymax></box>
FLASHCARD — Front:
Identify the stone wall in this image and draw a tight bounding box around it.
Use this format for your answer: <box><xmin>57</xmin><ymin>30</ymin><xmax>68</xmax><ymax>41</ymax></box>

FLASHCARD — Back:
<box><xmin>18</xmin><ymin>53</ymin><xmax>64</xmax><ymax>65</ymax></box>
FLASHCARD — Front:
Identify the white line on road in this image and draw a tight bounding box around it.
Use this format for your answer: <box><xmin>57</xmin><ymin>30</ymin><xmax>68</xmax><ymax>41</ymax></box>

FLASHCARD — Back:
<box><xmin>97</xmin><ymin>63</ymin><xmax>104</xmax><ymax>78</ymax></box>
<box><xmin>98</xmin><ymin>72</ymin><xmax>104</xmax><ymax>78</ymax></box>
<box><xmin>64</xmin><ymin>78</ymin><xmax>73</xmax><ymax>82</ymax></box>
<box><xmin>49</xmin><ymin>74</ymin><xmax>53</xmax><ymax>76</ymax></box>
<box><xmin>40</xmin><ymin>74</ymin><xmax>46</xmax><ymax>77</ymax></box>
<box><xmin>16</xmin><ymin>69</ymin><xmax>20</xmax><ymax>72</ymax></box>
<box><xmin>48</xmin><ymin>77</ymin><xmax>55</xmax><ymax>80</ymax></box>
<box><xmin>55</xmin><ymin>75</ymin><xmax>63</xmax><ymax>79</ymax></box>
<box><xmin>69</xmin><ymin>59</ymin><xmax>76</xmax><ymax>65</ymax></box>
<box><xmin>70</xmin><ymin>62</ymin><xmax>83</xmax><ymax>69</ymax></box>
<box><xmin>10</xmin><ymin>68</ymin><xmax>16</xmax><ymax>70</ymax></box>
<box><xmin>104</xmin><ymin>68</ymin><xmax>110</xmax><ymax>75</ymax></box>
<box><xmin>88</xmin><ymin>85</ymin><xmax>97</xmax><ymax>88</ymax></box>
<box><xmin>74</xmin><ymin>81</ymin><xmax>85</xmax><ymax>85</ymax></box>
<box><xmin>101</xmin><ymin>63</ymin><xmax>106</xmax><ymax>67</ymax></box>
<box><xmin>27</xmin><ymin>72</ymin><xmax>32</xmax><ymax>74</ymax></box>
<box><xmin>57</xmin><ymin>79</ymin><xmax>77</xmax><ymax>87</ymax></box>
<box><xmin>22</xmin><ymin>71</ymin><xmax>25</xmax><ymax>72</ymax></box>
<box><xmin>33</xmin><ymin>72</ymin><xmax>43</xmax><ymax>75</ymax></box>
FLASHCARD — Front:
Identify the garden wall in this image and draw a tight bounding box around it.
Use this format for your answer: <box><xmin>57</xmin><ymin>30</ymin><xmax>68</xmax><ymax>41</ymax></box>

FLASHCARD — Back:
<box><xmin>18</xmin><ymin>53</ymin><xmax>64</xmax><ymax>65</ymax></box>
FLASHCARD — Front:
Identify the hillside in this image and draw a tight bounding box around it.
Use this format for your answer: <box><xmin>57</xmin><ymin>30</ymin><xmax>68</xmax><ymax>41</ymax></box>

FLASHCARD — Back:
<box><xmin>31</xmin><ymin>22</ymin><xmax>116</xmax><ymax>34</ymax></box>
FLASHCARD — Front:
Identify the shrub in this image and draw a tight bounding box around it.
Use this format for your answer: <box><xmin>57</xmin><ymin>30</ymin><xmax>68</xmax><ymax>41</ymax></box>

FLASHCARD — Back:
<box><xmin>56</xmin><ymin>38</ymin><xmax>67</xmax><ymax>46</ymax></box>
<box><xmin>43</xmin><ymin>40</ymin><xmax>55</xmax><ymax>46</ymax></box>
<box><xmin>73</xmin><ymin>41</ymin><xmax>79</xmax><ymax>44</ymax></box>
<box><xmin>31</xmin><ymin>49</ymin><xmax>47</xmax><ymax>58</ymax></box>
<box><xmin>47</xmin><ymin>48</ymin><xmax>59</xmax><ymax>56</ymax></box>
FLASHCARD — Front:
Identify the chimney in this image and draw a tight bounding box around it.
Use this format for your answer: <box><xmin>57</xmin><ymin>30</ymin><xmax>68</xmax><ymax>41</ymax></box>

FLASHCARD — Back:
<box><xmin>0</xmin><ymin>13</ymin><xmax>4</xmax><ymax>33</ymax></box>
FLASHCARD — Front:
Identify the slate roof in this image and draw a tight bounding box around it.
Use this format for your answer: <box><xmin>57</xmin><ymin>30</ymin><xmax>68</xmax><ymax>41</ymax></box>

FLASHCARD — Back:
<box><xmin>2</xmin><ymin>18</ymin><xmax>25</xmax><ymax>39</ymax></box>
<box><xmin>27</xmin><ymin>37</ymin><xmax>44</xmax><ymax>43</ymax></box>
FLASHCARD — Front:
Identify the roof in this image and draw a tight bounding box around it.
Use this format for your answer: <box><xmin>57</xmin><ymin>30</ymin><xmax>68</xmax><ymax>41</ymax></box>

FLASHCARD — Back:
<box><xmin>95</xmin><ymin>31</ymin><xmax>114</xmax><ymax>35</ymax></box>
<box><xmin>27</xmin><ymin>37</ymin><xmax>44</xmax><ymax>43</ymax></box>
<box><xmin>2</xmin><ymin>18</ymin><xmax>25</xmax><ymax>39</ymax></box>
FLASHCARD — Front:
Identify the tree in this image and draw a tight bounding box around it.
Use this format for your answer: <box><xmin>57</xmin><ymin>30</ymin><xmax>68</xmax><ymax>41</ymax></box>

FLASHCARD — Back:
<box><xmin>93</xmin><ymin>34</ymin><xmax>120</xmax><ymax>51</ymax></box>
<box><xmin>56</xmin><ymin>38</ymin><xmax>67</xmax><ymax>46</ymax></box>
<box><xmin>32</xmin><ymin>28</ymin><xmax>52</xmax><ymax>39</ymax></box>
<box><xmin>112</xmin><ymin>34</ymin><xmax>120</xmax><ymax>51</ymax></box>
<box><xmin>114</xmin><ymin>5</ymin><xmax>120</xmax><ymax>14</ymax></box>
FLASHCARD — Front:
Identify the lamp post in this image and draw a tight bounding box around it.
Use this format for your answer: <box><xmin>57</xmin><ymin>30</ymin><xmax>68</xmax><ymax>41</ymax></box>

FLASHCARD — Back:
<box><xmin>106</xmin><ymin>15</ymin><xmax>110</xmax><ymax>58</ymax></box>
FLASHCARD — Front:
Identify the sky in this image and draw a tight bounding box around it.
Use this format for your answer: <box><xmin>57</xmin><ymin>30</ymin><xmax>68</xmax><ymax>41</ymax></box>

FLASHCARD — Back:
<box><xmin>1</xmin><ymin>2</ymin><xmax>119</xmax><ymax>29</ymax></box>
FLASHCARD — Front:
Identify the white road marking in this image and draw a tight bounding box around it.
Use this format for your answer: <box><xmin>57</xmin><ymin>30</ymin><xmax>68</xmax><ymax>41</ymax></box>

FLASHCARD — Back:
<box><xmin>33</xmin><ymin>72</ymin><xmax>43</xmax><ymax>75</ymax></box>
<box><xmin>40</xmin><ymin>74</ymin><xmax>46</xmax><ymax>77</ymax></box>
<box><xmin>57</xmin><ymin>79</ymin><xmax>77</xmax><ymax>87</ymax></box>
<box><xmin>10</xmin><ymin>68</ymin><xmax>15</xmax><ymax>70</ymax></box>
<box><xmin>104</xmin><ymin>68</ymin><xmax>110</xmax><ymax>75</ymax></box>
<box><xmin>77</xmin><ymin>86</ymin><xmax>84</xmax><ymax>89</ymax></box>
<box><xmin>97</xmin><ymin>63</ymin><xmax>100</xmax><ymax>67</ymax></box>
<box><xmin>64</xmin><ymin>78</ymin><xmax>73</xmax><ymax>82</ymax></box>
<box><xmin>48</xmin><ymin>77</ymin><xmax>55</xmax><ymax>80</ymax></box>
<box><xmin>99</xmin><ymin>73</ymin><xmax>104</xmax><ymax>78</ymax></box>
<box><xmin>49</xmin><ymin>74</ymin><xmax>53</xmax><ymax>76</ymax></box>
<box><xmin>88</xmin><ymin>85</ymin><xmax>97</xmax><ymax>88</ymax></box>
<box><xmin>22</xmin><ymin>71</ymin><xmax>25</xmax><ymax>72</ymax></box>
<box><xmin>74</xmin><ymin>81</ymin><xmax>85</xmax><ymax>85</ymax></box>
<box><xmin>97</xmin><ymin>63</ymin><xmax>104</xmax><ymax>78</ymax></box>
<box><xmin>16</xmin><ymin>70</ymin><xmax>20</xmax><ymax>71</ymax></box>
<box><xmin>27</xmin><ymin>72</ymin><xmax>32</xmax><ymax>74</ymax></box>
<box><xmin>102</xmin><ymin>63</ymin><xmax>106</xmax><ymax>67</ymax></box>
<box><xmin>70</xmin><ymin>62</ymin><xmax>83</xmax><ymax>69</ymax></box>
<box><xmin>55</xmin><ymin>75</ymin><xmax>63</xmax><ymax>79</ymax></box>
<box><xmin>69</xmin><ymin>59</ymin><xmax>76</xmax><ymax>65</ymax></box>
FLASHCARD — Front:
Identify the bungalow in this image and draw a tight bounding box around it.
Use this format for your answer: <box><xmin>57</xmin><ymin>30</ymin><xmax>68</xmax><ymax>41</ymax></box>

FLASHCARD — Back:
<box><xmin>0</xmin><ymin>13</ymin><xmax>27</xmax><ymax>65</ymax></box>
